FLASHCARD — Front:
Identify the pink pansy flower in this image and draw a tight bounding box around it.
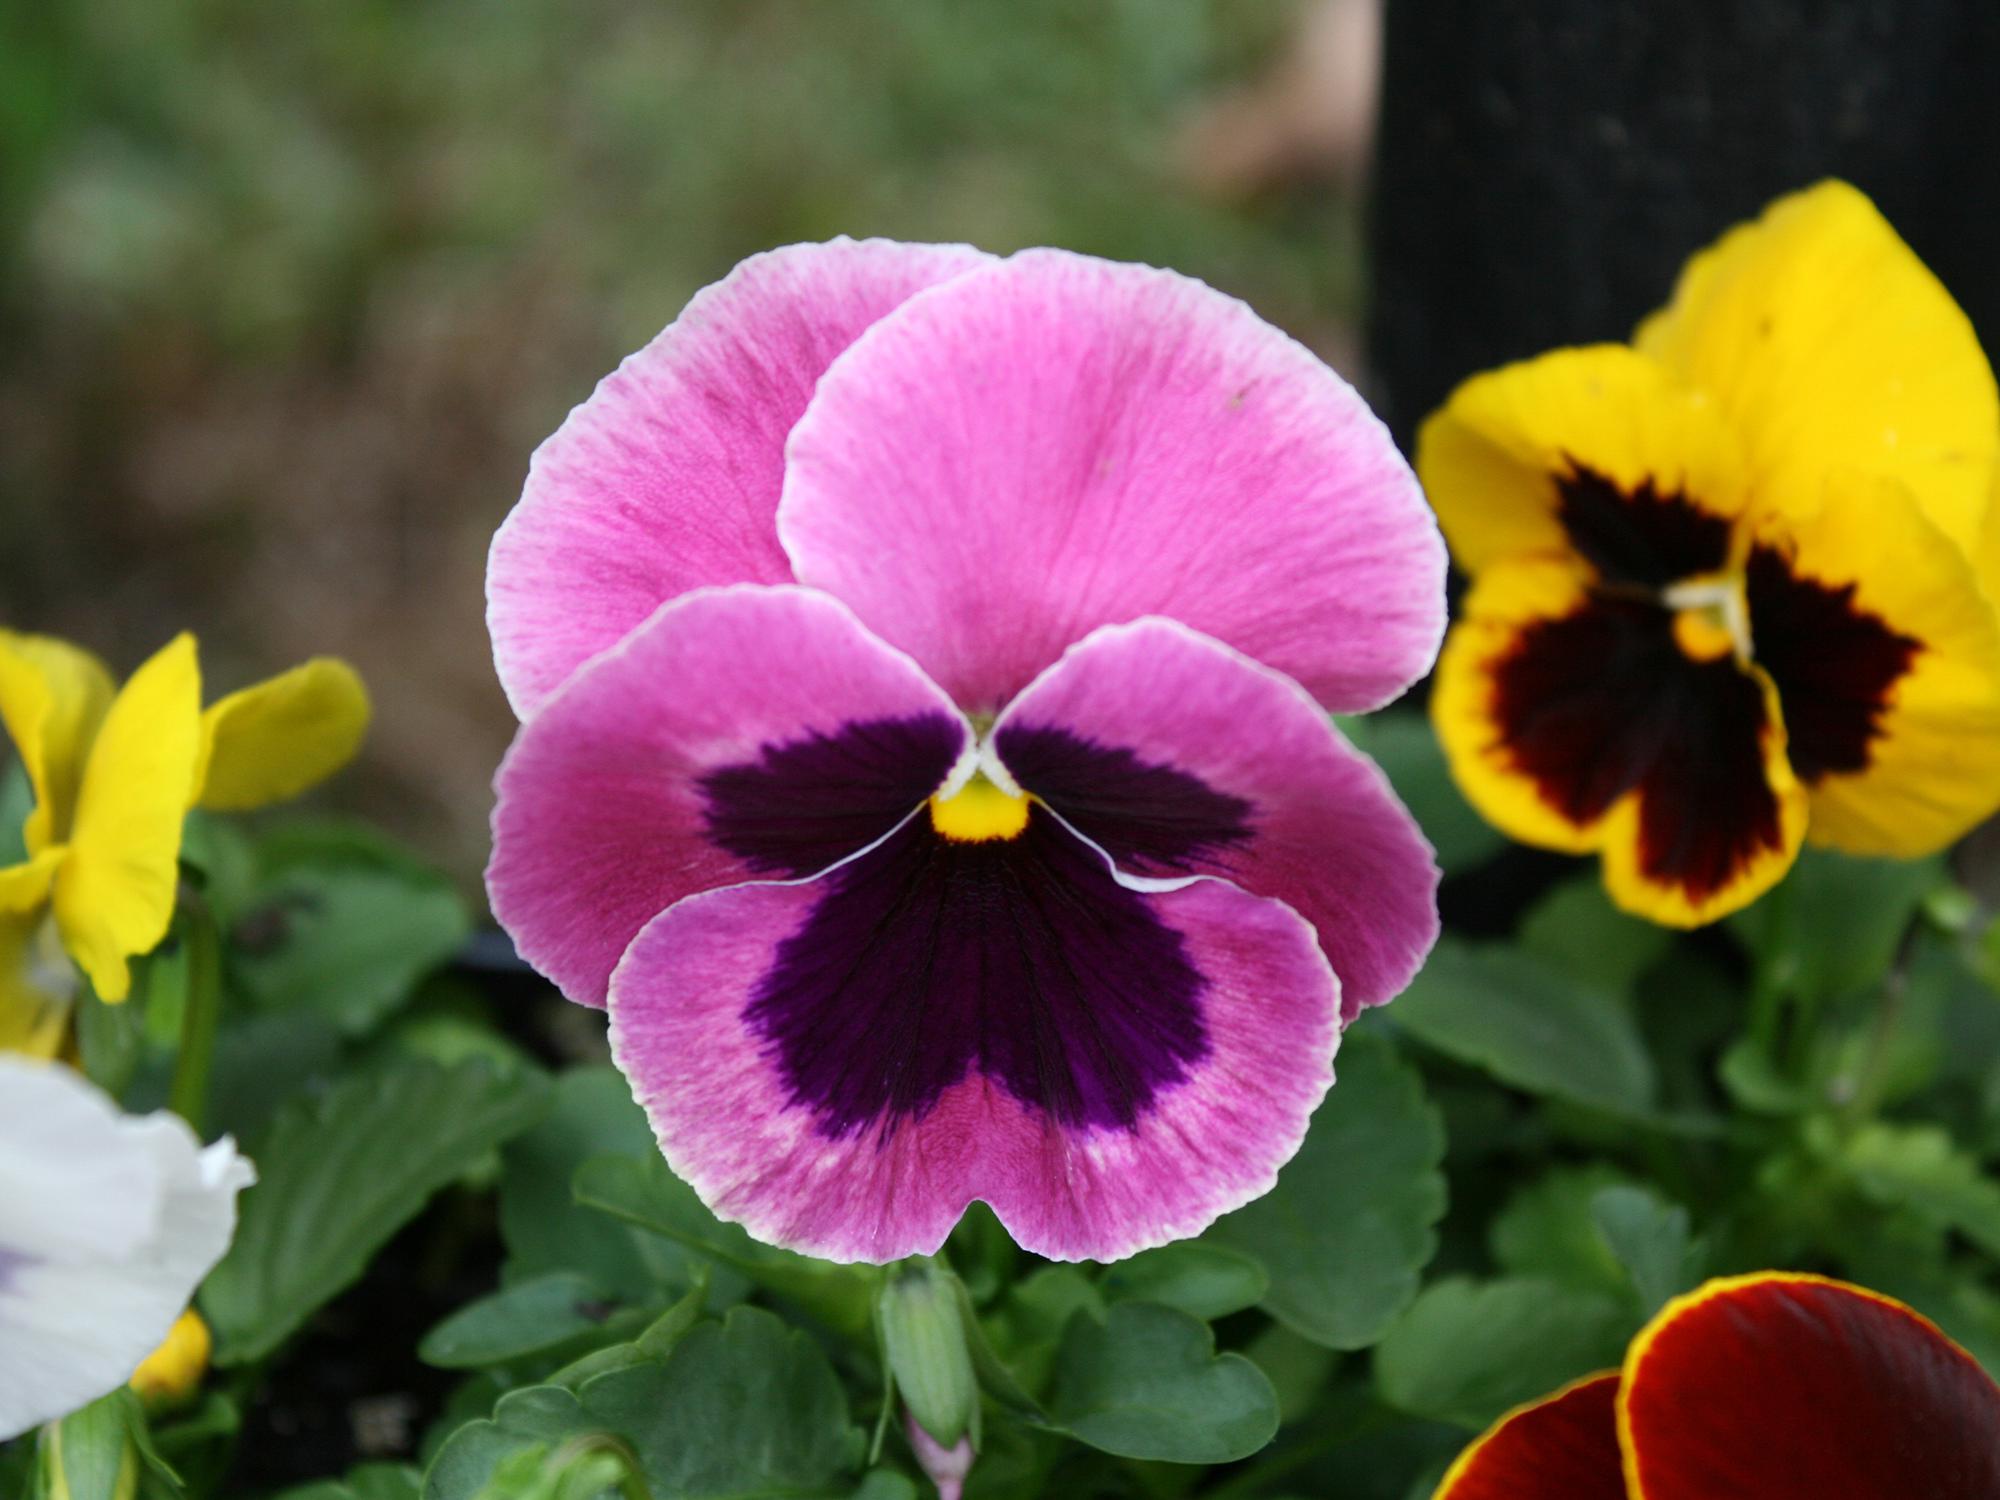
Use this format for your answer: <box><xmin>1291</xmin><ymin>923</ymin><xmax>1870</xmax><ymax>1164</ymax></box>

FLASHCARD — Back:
<box><xmin>487</xmin><ymin>240</ymin><xmax>1446</xmax><ymax>1263</ymax></box>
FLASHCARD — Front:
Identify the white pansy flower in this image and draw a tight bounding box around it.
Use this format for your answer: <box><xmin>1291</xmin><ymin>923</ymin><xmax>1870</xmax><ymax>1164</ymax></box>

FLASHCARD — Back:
<box><xmin>0</xmin><ymin>1056</ymin><xmax>254</xmax><ymax>1439</ymax></box>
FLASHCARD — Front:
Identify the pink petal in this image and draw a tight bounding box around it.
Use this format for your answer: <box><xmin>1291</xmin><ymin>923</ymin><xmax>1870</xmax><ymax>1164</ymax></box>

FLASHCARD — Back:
<box><xmin>487</xmin><ymin>585</ymin><xmax>969</xmax><ymax>1008</ymax></box>
<box><xmin>780</xmin><ymin>249</ymin><xmax>1446</xmax><ymax>715</ymax></box>
<box><xmin>488</xmin><ymin>238</ymin><xmax>994</xmax><ymax>716</ymax></box>
<box><xmin>607</xmin><ymin>813</ymin><xmax>1339</xmax><ymax>1264</ymax></box>
<box><xmin>992</xmin><ymin>618</ymin><xmax>1439</xmax><ymax>1018</ymax></box>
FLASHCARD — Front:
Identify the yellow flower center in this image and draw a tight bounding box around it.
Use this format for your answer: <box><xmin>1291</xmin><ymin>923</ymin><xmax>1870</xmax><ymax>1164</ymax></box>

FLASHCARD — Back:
<box><xmin>1662</xmin><ymin>573</ymin><xmax>1752</xmax><ymax>665</ymax></box>
<box><xmin>929</xmin><ymin>775</ymin><xmax>1030</xmax><ymax>842</ymax></box>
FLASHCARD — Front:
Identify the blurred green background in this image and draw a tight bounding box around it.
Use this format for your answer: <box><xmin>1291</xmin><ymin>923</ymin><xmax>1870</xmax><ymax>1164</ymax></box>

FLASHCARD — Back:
<box><xmin>0</xmin><ymin>0</ymin><xmax>1374</xmax><ymax>878</ymax></box>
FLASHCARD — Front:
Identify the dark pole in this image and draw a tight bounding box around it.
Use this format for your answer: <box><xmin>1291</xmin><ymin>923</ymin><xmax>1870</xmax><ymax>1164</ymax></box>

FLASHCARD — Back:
<box><xmin>1366</xmin><ymin>0</ymin><xmax>2000</xmax><ymax>448</ymax></box>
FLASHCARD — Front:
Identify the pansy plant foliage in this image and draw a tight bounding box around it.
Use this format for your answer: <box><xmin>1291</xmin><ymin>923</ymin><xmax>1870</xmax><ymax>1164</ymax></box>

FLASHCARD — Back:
<box><xmin>487</xmin><ymin>241</ymin><xmax>1446</xmax><ymax>1262</ymax></box>
<box><xmin>1422</xmin><ymin>181</ymin><xmax>2000</xmax><ymax>926</ymax></box>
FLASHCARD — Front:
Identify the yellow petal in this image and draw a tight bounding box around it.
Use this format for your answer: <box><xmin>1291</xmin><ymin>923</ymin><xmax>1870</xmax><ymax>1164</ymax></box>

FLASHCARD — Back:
<box><xmin>194</xmin><ymin>656</ymin><xmax>370</xmax><ymax>811</ymax></box>
<box><xmin>0</xmin><ymin>847</ymin><xmax>64</xmax><ymax>913</ymax></box>
<box><xmin>1598</xmin><ymin>664</ymin><xmax>1809</xmax><ymax>928</ymax></box>
<box><xmin>131</xmin><ymin>1309</ymin><xmax>212</xmax><ymax>1406</ymax></box>
<box><xmin>52</xmin><ymin>634</ymin><xmax>203</xmax><ymax>1002</ymax></box>
<box><xmin>0</xmin><ymin>909</ymin><xmax>77</xmax><ymax>1059</ymax></box>
<box><xmin>1415</xmin><ymin>343</ymin><xmax>1749</xmax><ymax>578</ymax></box>
<box><xmin>0</xmin><ymin>631</ymin><xmax>115</xmax><ymax>855</ymax></box>
<box><xmin>1636</xmin><ymin>180</ymin><xmax>1999</xmax><ymax>576</ymax></box>
<box><xmin>1432</xmin><ymin>556</ymin><xmax>1611</xmax><ymax>854</ymax></box>
<box><xmin>1749</xmin><ymin>474</ymin><xmax>2000</xmax><ymax>857</ymax></box>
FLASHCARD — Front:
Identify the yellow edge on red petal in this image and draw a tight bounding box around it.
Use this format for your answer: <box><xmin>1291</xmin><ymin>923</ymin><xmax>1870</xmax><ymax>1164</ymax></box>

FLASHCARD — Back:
<box><xmin>1598</xmin><ymin>663</ymin><xmax>1807</xmax><ymax>928</ymax></box>
<box><xmin>1635</xmin><ymin>180</ymin><xmax>1999</xmax><ymax>578</ymax></box>
<box><xmin>1615</xmin><ymin>1272</ymin><xmax>1988</xmax><ymax>1500</ymax></box>
<box><xmin>1431</xmin><ymin>1369</ymin><xmax>1623</xmax><ymax>1500</ymax></box>
<box><xmin>52</xmin><ymin>634</ymin><xmax>203</xmax><ymax>1003</ymax></box>
<box><xmin>0</xmin><ymin>631</ymin><xmax>116</xmax><ymax>857</ymax></box>
<box><xmin>1416</xmin><ymin>344</ymin><xmax>1750</xmax><ymax>579</ymax></box>
<box><xmin>1431</xmin><ymin>556</ymin><xmax>1609</xmax><ymax>856</ymax></box>
<box><xmin>194</xmin><ymin>655</ymin><xmax>370</xmax><ymax>812</ymax></box>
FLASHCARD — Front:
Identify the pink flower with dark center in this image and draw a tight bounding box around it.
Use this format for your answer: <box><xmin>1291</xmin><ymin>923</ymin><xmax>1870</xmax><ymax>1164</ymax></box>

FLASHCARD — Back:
<box><xmin>486</xmin><ymin>240</ymin><xmax>1446</xmax><ymax>1263</ymax></box>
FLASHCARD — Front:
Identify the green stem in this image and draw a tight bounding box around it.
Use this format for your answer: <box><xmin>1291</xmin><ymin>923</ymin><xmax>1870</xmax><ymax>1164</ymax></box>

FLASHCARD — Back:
<box><xmin>166</xmin><ymin>899</ymin><xmax>223</xmax><ymax>1133</ymax></box>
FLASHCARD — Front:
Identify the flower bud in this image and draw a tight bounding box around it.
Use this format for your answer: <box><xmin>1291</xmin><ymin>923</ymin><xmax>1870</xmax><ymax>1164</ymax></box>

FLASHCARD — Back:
<box><xmin>130</xmin><ymin>1308</ymin><xmax>211</xmax><ymax>1408</ymax></box>
<box><xmin>903</xmin><ymin>1409</ymin><xmax>975</xmax><ymax>1500</ymax></box>
<box><xmin>40</xmin><ymin>1393</ymin><xmax>139</xmax><ymax>1500</ymax></box>
<box><xmin>878</xmin><ymin>1259</ymin><xmax>979</xmax><ymax>1450</ymax></box>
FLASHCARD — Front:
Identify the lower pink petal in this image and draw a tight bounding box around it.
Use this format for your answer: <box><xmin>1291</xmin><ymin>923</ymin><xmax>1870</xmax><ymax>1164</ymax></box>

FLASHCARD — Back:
<box><xmin>993</xmin><ymin>618</ymin><xmax>1439</xmax><ymax>1018</ymax></box>
<box><xmin>607</xmin><ymin>809</ymin><xmax>1339</xmax><ymax>1264</ymax></box>
<box><xmin>488</xmin><ymin>237</ymin><xmax>992</xmax><ymax>717</ymax></box>
<box><xmin>487</xmin><ymin>585</ymin><xmax>968</xmax><ymax>1008</ymax></box>
<box><xmin>779</xmin><ymin>249</ymin><xmax>1446</xmax><ymax>716</ymax></box>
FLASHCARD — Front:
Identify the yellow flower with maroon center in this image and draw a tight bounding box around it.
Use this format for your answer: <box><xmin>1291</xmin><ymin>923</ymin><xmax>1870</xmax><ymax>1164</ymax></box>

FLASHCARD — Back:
<box><xmin>0</xmin><ymin>630</ymin><xmax>369</xmax><ymax>1053</ymax></box>
<box><xmin>1420</xmin><ymin>180</ymin><xmax>2000</xmax><ymax>926</ymax></box>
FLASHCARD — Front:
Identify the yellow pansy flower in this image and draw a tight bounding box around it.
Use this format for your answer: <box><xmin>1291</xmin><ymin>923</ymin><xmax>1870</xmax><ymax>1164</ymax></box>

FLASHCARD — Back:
<box><xmin>1420</xmin><ymin>181</ymin><xmax>2000</xmax><ymax>926</ymax></box>
<box><xmin>0</xmin><ymin>630</ymin><xmax>369</xmax><ymax>1051</ymax></box>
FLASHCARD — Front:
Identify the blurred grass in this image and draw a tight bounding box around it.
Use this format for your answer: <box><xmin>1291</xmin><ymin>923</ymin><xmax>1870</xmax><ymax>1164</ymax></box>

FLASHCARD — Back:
<box><xmin>0</xmin><ymin>0</ymin><xmax>1362</xmax><ymax>882</ymax></box>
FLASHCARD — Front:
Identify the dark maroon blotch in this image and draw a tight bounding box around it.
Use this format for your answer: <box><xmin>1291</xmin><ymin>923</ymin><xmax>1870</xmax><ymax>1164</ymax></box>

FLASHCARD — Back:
<box><xmin>743</xmin><ymin>810</ymin><xmax>1211</xmax><ymax>1138</ymax></box>
<box><xmin>994</xmin><ymin>723</ymin><xmax>1254</xmax><ymax>876</ymax></box>
<box><xmin>1556</xmin><ymin>461</ymin><xmax>1733</xmax><ymax>589</ymax></box>
<box><xmin>1492</xmin><ymin>596</ymin><xmax>1784</xmax><ymax>901</ymax></box>
<box><xmin>1745</xmin><ymin>544</ymin><xmax>1921</xmax><ymax>784</ymax></box>
<box><xmin>699</xmin><ymin>712</ymin><xmax>963</xmax><ymax>878</ymax></box>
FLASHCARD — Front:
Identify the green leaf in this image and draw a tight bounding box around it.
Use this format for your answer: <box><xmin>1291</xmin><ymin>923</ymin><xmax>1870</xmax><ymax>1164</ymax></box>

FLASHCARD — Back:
<box><xmin>1099</xmin><ymin>1241</ymin><xmax>1268</xmax><ymax>1322</ymax></box>
<box><xmin>1347</xmin><ymin>713</ymin><xmax>1506</xmax><ymax>875</ymax></box>
<box><xmin>1374</xmin><ymin>1278</ymin><xmax>1632</xmax><ymax>1430</ymax></box>
<box><xmin>1490</xmin><ymin>1171</ymin><xmax>1699</xmax><ymax>1318</ymax></box>
<box><xmin>1841</xmin><ymin>1120</ymin><xmax>2000</xmax><ymax>1258</ymax></box>
<box><xmin>1730</xmin><ymin>847</ymin><xmax>1941</xmax><ymax>1005</ymax></box>
<box><xmin>1519</xmin><ymin>878</ymin><xmax>1671</xmax><ymax>994</ymax></box>
<box><xmin>1208</xmin><ymin>1029</ymin><xmax>1445</xmax><ymax>1348</ymax></box>
<box><xmin>548</xmin><ymin>1283</ymin><xmax>708</xmax><ymax>1390</ymax></box>
<box><xmin>849</xmin><ymin>1473</ymin><xmax>918</xmax><ymax>1500</ymax></box>
<box><xmin>1588</xmin><ymin>1186</ymin><xmax>1695</xmax><ymax>1316</ymax></box>
<box><xmin>276</xmin><ymin>1466</ymin><xmax>423</xmax><ymax>1500</ymax></box>
<box><xmin>421</xmin><ymin>1273</ymin><xmax>643</xmax><ymax>1370</ymax></box>
<box><xmin>74</xmin><ymin>982</ymin><xmax>147</xmax><ymax>1099</ymax></box>
<box><xmin>601</xmin><ymin>1308</ymin><xmax>860</xmax><ymax>1496</ymax></box>
<box><xmin>1391</xmin><ymin>937</ymin><xmax>1656</xmax><ymax>1116</ymax></box>
<box><xmin>0</xmin><ymin>758</ymin><xmax>30</xmax><ymax>865</ymax></box>
<box><xmin>424</xmin><ymin>1387</ymin><xmax>598</xmax><ymax>1500</ymax></box>
<box><xmin>1047</xmin><ymin>1301</ymin><xmax>1278</xmax><ymax>1464</ymax></box>
<box><xmin>573</xmin><ymin>1153</ymin><xmax>876</xmax><ymax>1339</ymax></box>
<box><xmin>229</xmin><ymin>818</ymin><xmax>471</xmax><ymax>1035</ymax></box>
<box><xmin>499</xmin><ymin>1066</ymin><xmax>691</xmax><ymax>1301</ymax></box>
<box><xmin>1488</xmin><ymin>1165</ymin><xmax>1637</xmax><ymax>1297</ymax></box>
<box><xmin>425</xmin><ymin>1308</ymin><xmax>861</xmax><ymax>1500</ymax></box>
<box><xmin>1243</xmin><ymin>1322</ymin><xmax>1341</xmax><ymax>1427</ymax></box>
<box><xmin>204</xmin><ymin>1059</ymin><xmax>550</xmax><ymax>1363</ymax></box>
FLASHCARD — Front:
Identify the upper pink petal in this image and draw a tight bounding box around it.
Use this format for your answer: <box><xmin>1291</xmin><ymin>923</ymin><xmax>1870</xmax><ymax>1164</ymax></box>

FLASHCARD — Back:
<box><xmin>779</xmin><ymin>249</ymin><xmax>1446</xmax><ymax>714</ymax></box>
<box><xmin>487</xmin><ymin>238</ymin><xmax>995</xmax><ymax>717</ymax></box>
<box><xmin>991</xmin><ymin>618</ymin><xmax>1440</xmax><ymax>1019</ymax></box>
<box><xmin>486</xmin><ymin>584</ymin><xmax>969</xmax><ymax>1008</ymax></box>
